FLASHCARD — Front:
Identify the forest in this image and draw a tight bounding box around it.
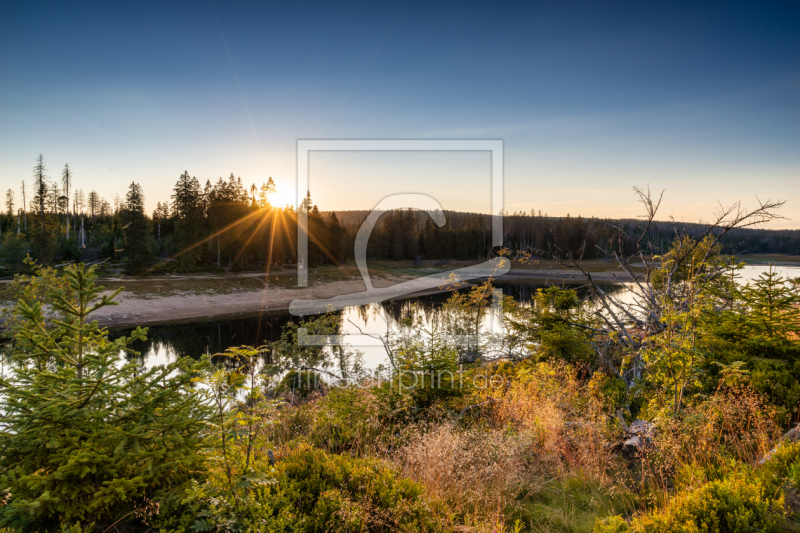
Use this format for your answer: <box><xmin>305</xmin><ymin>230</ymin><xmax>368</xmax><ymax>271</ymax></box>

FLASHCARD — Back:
<box><xmin>2</xmin><ymin>156</ymin><xmax>799</xmax><ymax>275</ymax></box>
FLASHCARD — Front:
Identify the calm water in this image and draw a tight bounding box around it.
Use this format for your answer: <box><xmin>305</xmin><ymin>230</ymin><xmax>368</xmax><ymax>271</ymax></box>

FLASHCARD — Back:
<box><xmin>111</xmin><ymin>281</ymin><xmax>622</xmax><ymax>369</ymax></box>
<box><xmin>110</xmin><ymin>263</ymin><xmax>799</xmax><ymax>369</ymax></box>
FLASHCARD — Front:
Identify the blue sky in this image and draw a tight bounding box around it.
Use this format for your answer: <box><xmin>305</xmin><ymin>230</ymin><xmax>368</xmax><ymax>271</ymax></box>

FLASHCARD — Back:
<box><xmin>1</xmin><ymin>1</ymin><xmax>799</xmax><ymax>226</ymax></box>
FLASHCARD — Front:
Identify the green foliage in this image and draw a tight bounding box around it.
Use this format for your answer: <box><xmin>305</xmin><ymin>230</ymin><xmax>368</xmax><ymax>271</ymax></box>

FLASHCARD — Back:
<box><xmin>122</xmin><ymin>181</ymin><xmax>154</xmax><ymax>274</ymax></box>
<box><xmin>0</xmin><ymin>264</ymin><xmax>211</xmax><ymax>531</ymax></box>
<box><xmin>276</xmin><ymin>369</ymin><xmax>321</xmax><ymax>400</ymax></box>
<box><xmin>0</xmin><ymin>232</ymin><xmax>29</xmax><ymax>273</ymax></box>
<box><xmin>508</xmin><ymin>286</ymin><xmax>595</xmax><ymax>364</ymax></box>
<box><xmin>56</xmin><ymin>236</ymin><xmax>82</xmax><ymax>262</ymax></box>
<box><xmin>699</xmin><ymin>266</ymin><xmax>800</xmax><ymax>412</ymax></box>
<box><xmin>0</xmin><ymin>257</ymin><xmax>73</xmax><ymax>340</ymax></box>
<box><xmin>184</xmin><ymin>443</ymin><xmax>446</xmax><ymax>533</ymax></box>
<box><xmin>305</xmin><ymin>387</ymin><xmax>390</xmax><ymax>455</ymax></box>
<box><xmin>28</xmin><ymin>212</ymin><xmax>58</xmax><ymax>264</ymax></box>
<box><xmin>520</xmin><ymin>474</ymin><xmax>634</xmax><ymax>533</ymax></box>
<box><xmin>171</xmin><ymin>171</ymin><xmax>205</xmax><ymax>271</ymax></box>
<box><xmin>595</xmin><ymin>473</ymin><xmax>781</xmax><ymax>533</ymax></box>
<box><xmin>641</xmin><ymin>285</ymin><xmax>709</xmax><ymax>415</ymax></box>
<box><xmin>391</xmin><ymin>316</ymin><xmax>464</xmax><ymax>410</ymax></box>
<box><xmin>595</xmin><ymin>446</ymin><xmax>800</xmax><ymax>533</ymax></box>
<box><xmin>757</xmin><ymin>441</ymin><xmax>800</xmax><ymax>494</ymax></box>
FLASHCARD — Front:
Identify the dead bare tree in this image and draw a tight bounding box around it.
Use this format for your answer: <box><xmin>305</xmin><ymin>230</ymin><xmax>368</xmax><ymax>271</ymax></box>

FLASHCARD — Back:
<box><xmin>535</xmin><ymin>186</ymin><xmax>786</xmax><ymax>391</ymax></box>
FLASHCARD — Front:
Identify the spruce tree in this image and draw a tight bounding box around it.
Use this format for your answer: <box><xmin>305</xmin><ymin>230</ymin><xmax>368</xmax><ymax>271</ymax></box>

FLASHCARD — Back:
<box><xmin>88</xmin><ymin>190</ymin><xmax>99</xmax><ymax>224</ymax></box>
<box><xmin>0</xmin><ymin>264</ymin><xmax>210</xmax><ymax>530</ymax></box>
<box><xmin>700</xmin><ymin>265</ymin><xmax>800</xmax><ymax>412</ymax></box>
<box><xmin>171</xmin><ymin>171</ymin><xmax>204</xmax><ymax>270</ymax></box>
<box><xmin>122</xmin><ymin>182</ymin><xmax>154</xmax><ymax>274</ymax></box>
<box><xmin>5</xmin><ymin>189</ymin><xmax>14</xmax><ymax>217</ymax></box>
<box><xmin>61</xmin><ymin>163</ymin><xmax>73</xmax><ymax>236</ymax></box>
<box><xmin>32</xmin><ymin>154</ymin><xmax>47</xmax><ymax>216</ymax></box>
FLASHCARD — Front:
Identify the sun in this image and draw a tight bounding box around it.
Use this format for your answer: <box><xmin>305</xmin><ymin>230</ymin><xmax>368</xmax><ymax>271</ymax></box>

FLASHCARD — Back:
<box><xmin>269</xmin><ymin>187</ymin><xmax>297</xmax><ymax>209</ymax></box>
<box><xmin>254</xmin><ymin>176</ymin><xmax>295</xmax><ymax>209</ymax></box>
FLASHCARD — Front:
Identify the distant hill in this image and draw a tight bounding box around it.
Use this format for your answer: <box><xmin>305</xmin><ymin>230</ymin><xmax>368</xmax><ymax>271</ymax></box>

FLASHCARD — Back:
<box><xmin>322</xmin><ymin>209</ymin><xmax>800</xmax><ymax>256</ymax></box>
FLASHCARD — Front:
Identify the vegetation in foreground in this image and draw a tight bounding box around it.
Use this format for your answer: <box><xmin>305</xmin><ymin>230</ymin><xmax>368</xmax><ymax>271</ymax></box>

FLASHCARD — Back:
<box><xmin>0</xmin><ymin>192</ymin><xmax>799</xmax><ymax>532</ymax></box>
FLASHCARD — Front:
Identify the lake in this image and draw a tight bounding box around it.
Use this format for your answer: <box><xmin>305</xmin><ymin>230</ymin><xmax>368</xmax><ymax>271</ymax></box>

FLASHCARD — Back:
<box><xmin>111</xmin><ymin>264</ymin><xmax>800</xmax><ymax>370</ymax></box>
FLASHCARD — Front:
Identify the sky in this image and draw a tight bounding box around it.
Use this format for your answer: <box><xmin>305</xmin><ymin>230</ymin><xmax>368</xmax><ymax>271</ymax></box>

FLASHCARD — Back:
<box><xmin>1</xmin><ymin>0</ymin><xmax>799</xmax><ymax>227</ymax></box>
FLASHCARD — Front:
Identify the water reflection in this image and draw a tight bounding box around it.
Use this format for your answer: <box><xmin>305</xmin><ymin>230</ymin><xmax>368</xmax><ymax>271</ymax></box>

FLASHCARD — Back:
<box><xmin>110</xmin><ymin>280</ymin><xmax>628</xmax><ymax>369</ymax></box>
<box><xmin>5</xmin><ymin>265</ymin><xmax>796</xmax><ymax>370</ymax></box>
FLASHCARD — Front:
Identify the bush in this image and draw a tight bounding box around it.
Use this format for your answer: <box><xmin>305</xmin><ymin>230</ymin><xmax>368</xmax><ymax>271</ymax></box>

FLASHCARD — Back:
<box><xmin>276</xmin><ymin>369</ymin><xmax>322</xmax><ymax>400</ymax></box>
<box><xmin>0</xmin><ymin>233</ymin><xmax>29</xmax><ymax>273</ymax></box>
<box><xmin>596</xmin><ymin>469</ymin><xmax>786</xmax><ymax>533</ymax></box>
<box><xmin>57</xmin><ymin>236</ymin><xmax>82</xmax><ymax>261</ymax></box>
<box><xmin>758</xmin><ymin>441</ymin><xmax>800</xmax><ymax>493</ymax></box>
<box><xmin>298</xmin><ymin>386</ymin><xmax>409</xmax><ymax>456</ymax></box>
<box><xmin>183</xmin><ymin>443</ymin><xmax>447</xmax><ymax>533</ymax></box>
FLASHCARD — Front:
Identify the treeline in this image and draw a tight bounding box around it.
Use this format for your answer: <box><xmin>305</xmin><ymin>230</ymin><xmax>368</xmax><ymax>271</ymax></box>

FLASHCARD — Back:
<box><xmin>335</xmin><ymin>209</ymin><xmax>800</xmax><ymax>260</ymax></box>
<box><xmin>2</xmin><ymin>156</ymin><xmax>799</xmax><ymax>275</ymax></box>
<box><xmin>0</xmin><ymin>156</ymin><xmax>350</xmax><ymax>274</ymax></box>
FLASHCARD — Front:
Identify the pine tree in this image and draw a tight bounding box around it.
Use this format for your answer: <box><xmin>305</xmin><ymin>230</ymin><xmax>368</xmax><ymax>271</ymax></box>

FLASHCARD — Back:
<box><xmin>88</xmin><ymin>190</ymin><xmax>99</xmax><ymax>223</ymax></box>
<box><xmin>29</xmin><ymin>156</ymin><xmax>57</xmax><ymax>264</ymax></box>
<box><xmin>258</xmin><ymin>177</ymin><xmax>276</xmax><ymax>209</ymax></box>
<box><xmin>32</xmin><ymin>154</ymin><xmax>47</xmax><ymax>216</ymax></box>
<box><xmin>62</xmin><ymin>163</ymin><xmax>73</xmax><ymax>235</ymax></box>
<box><xmin>5</xmin><ymin>189</ymin><xmax>13</xmax><ymax>217</ymax></box>
<box><xmin>0</xmin><ymin>264</ymin><xmax>211</xmax><ymax>530</ymax></box>
<box><xmin>326</xmin><ymin>211</ymin><xmax>346</xmax><ymax>263</ymax></box>
<box><xmin>122</xmin><ymin>182</ymin><xmax>154</xmax><ymax>274</ymax></box>
<box><xmin>171</xmin><ymin>171</ymin><xmax>205</xmax><ymax>270</ymax></box>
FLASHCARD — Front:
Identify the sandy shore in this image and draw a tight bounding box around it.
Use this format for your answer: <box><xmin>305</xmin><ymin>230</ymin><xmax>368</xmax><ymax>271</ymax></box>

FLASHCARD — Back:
<box><xmin>85</xmin><ymin>276</ymin><xmax>414</xmax><ymax>328</ymax></box>
<box><xmin>1</xmin><ymin>267</ymin><xmax>636</xmax><ymax>329</ymax></box>
<box><xmin>90</xmin><ymin>270</ymin><xmax>634</xmax><ymax>328</ymax></box>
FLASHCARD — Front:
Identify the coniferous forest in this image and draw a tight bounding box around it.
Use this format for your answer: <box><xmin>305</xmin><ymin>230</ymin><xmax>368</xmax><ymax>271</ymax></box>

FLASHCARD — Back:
<box><xmin>2</xmin><ymin>156</ymin><xmax>799</xmax><ymax>276</ymax></box>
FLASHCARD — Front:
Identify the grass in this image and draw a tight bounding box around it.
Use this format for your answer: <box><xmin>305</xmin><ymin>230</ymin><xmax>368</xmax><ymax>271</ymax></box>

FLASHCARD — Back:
<box><xmin>519</xmin><ymin>475</ymin><xmax>635</xmax><ymax>533</ymax></box>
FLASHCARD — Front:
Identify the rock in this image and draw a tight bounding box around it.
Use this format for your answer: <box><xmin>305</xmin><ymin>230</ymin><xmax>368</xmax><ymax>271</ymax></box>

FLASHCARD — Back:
<box><xmin>615</xmin><ymin>419</ymin><xmax>656</xmax><ymax>457</ymax></box>
<box><xmin>623</xmin><ymin>435</ymin><xmax>643</xmax><ymax>454</ymax></box>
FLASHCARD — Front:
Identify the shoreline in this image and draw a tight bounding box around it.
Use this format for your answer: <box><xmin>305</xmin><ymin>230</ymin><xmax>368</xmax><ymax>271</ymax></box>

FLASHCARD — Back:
<box><xmin>89</xmin><ymin>269</ymin><xmax>635</xmax><ymax>328</ymax></box>
<box><xmin>1</xmin><ymin>267</ymin><xmax>651</xmax><ymax>330</ymax></box>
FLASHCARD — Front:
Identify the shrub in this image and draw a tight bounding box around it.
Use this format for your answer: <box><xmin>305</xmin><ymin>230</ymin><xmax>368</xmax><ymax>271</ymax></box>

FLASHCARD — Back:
<box><xmin>0</xmin><ymin>233</ymin><xmax>29</xmax><ymax>273</ymax></box>
<box><xmin>276</xmin><ymin>369</ymin><xmax>322</xmax><ymax>400</ymax></box>
<box><xmin>183</xmin><ymin>443</ymin><xmax>448</xmax><ymax>533</ymax></box>
<box><xmin>596</xmin><ymin>469</ymin><xmax>787</xmax><ymax>533</ymax></box>
<box><xmin>56</xmin><ymin>236</ymin><xmax>82</xmax><ymax>261</ymax></box>
<box><xmin>758</xmin><ymin>441</ymin><xmax>800</xmax><ymax>493</ymax></box>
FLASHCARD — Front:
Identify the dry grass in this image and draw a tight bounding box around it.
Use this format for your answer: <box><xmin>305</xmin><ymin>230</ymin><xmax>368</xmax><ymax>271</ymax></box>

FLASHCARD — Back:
<box><xmin>395</xmin><ymin>426</ymin><xmax>538</xmax><ymax>521</ymax></box>
<box><xmin>640</xmin><ymin>387</ymin><xmax>783</xmax><ymax>507</ymax></box>
<box><xmin>391</xmin><ymin>363</ymin><xmax>624</xmax><ymax>528</ymax></box>
<box><xmin>389</xmin><ymin>366</ymin><xmax>787</xmax><ymax>530</ymax></box>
